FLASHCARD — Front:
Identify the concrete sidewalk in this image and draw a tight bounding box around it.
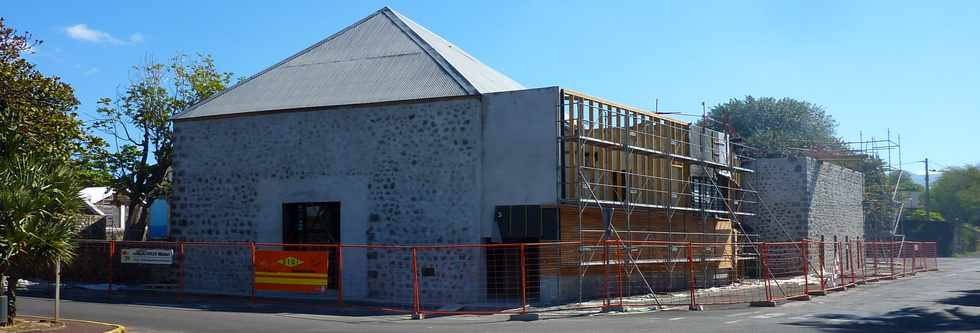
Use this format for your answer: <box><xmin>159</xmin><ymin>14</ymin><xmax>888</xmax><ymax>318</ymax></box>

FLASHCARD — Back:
<box><xmin>11</xmin><ymin>315</ymin><xmax>124</xmax><ymax>333</ymax></box>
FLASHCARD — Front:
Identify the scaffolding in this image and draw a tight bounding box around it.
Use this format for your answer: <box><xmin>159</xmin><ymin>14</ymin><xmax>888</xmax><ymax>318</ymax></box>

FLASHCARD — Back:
<box><xmin>791</xmin><ymin>130</ymin><xmax>909</xmax><ymax>243</ymax></box>
<box><xmin>849</xmin><ymin>131</ymin><xmax>905</xmax><ymax>242</ymax></box>
<box><xmin>791</xmin><ymin>134</ymin><xmax>901</xmax><ymax>171</ymax></box>
<box><xmin>557</xmin><ymin>89</ymin><xmax>760</xmax><ymax>306</ymax></box>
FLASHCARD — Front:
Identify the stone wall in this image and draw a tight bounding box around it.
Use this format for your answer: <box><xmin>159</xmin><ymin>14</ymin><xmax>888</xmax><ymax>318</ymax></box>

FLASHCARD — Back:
<box><xmin>743</xmin><ymin>157</ymin><xmax>865</xmax><ymax>243</ymax></box>
<box><xmin>806</xmin><ymin>159</ymin><xmax>865</xmax><ymax>241</ymax></box>
<box><xmin>171</xmin><ymin>96</ymin><xmax>486</xmax><ymax>300</ymax></box>
<box><xmin>170</xmin><ymin>87</ymin><xmax>566</xmax><ymax>303</ymax></box>
<box><xmin>77</xmin><ymin>215</ymin><xmax>106</xmax><ymax>239</ymax></box>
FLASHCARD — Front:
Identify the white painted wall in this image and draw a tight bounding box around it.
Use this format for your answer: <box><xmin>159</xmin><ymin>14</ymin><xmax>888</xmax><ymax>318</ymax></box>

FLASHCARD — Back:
<box><xmin>480</xmin><ymin>87</ymin><xmax>561</xmax><ymax>240</ymax></box>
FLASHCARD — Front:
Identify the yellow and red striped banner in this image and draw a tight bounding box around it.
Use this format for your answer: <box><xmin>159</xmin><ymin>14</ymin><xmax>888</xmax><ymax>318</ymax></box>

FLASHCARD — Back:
<box><xmin>254</xmin><ymin>250</ymin><xmax>329</xmax><ymax>293</ymax></box>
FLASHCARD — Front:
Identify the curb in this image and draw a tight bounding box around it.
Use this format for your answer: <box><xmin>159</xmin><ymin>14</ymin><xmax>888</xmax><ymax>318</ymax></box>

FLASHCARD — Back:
<box><xmin>65</xmin><ymin>319</ymin><xmax>125</xmax><ymax>333</ymax></box>
<box><xmin>22</xmin><ymin>316</ymin><xmax>125</xmax><ymax>333</ymax></box>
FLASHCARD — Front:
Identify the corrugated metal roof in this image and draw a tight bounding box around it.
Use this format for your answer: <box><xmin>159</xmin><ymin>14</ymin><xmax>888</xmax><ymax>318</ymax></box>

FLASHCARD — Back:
<box><xmin>391</xmin><ymin>10</ymin><xmax>526</xmax><ymax>94</ymax></box>
<box><xmin>176</xmin><ymin>7</ymin><xmax>525</xmax><ymax>120</ymax></box>
<box><xmin>80</xmin><ymin>187</ymin><xmax>114</xmax><ymax>216</ymax></box>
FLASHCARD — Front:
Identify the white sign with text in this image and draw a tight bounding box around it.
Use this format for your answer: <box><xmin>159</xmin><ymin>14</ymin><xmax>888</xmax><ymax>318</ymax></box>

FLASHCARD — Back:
<box><xmin>120</xmin><ymin>248</ymin><xmax>174</xmax><ymax>265</ymax></box>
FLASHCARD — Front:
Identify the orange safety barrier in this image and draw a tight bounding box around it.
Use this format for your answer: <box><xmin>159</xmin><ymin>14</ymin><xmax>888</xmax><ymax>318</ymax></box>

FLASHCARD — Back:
<box><xmin>253</xmin><ymin>250</ymin><xmax>329</xmax><ymax>293</ymax></box>
<box><xmin>33</xmin><ymin>239</ymin><xmax>938</xmax><ymax>318</ymax></box>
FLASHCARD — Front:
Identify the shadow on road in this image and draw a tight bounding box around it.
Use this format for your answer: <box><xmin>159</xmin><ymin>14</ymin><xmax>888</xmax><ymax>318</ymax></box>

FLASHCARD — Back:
<box><xmin>790</xmin><ymin>289</ymin><xmax>980</xmax><ymax>332</ymax></box>
<box><xmin>940</xmin><ymin>290</ymin><xmax>980</xmax><ymax>307</ymax></box>
<box><xmin>786</xmin><ymin>288</ymin><xmax>980</xmax><ymax>332</ymax></box>
<box><xmin>786</xmin><ymin>307</ymin><xmax>980</xmax><ymax>332</ymax></box>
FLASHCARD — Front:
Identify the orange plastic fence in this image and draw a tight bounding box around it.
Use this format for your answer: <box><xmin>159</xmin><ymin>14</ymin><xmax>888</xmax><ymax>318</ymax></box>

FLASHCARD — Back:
<box><xmin>48</xmin><ymin>239</ymin><xmax>937</xmax><ymax>318</ymax></box>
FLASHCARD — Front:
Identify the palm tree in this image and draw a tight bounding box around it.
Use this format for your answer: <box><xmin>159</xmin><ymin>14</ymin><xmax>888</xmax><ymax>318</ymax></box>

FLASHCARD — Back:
<box><xmin>0</xmin><ymin>155</ymin><xmax>82</xmax><ymax>325</ymax></box>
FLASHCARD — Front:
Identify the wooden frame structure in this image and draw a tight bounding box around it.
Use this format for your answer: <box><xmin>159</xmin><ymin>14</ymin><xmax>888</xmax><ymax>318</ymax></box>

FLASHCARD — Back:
<box><xmin>556</xmin><ymin>89</ymin><xmax>758</xmax><ymax>298</ymax></box>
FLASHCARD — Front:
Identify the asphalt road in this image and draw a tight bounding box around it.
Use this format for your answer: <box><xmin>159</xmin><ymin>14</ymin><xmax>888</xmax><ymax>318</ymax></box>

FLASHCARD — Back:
<box><xmin>20</xmin><ymin>258</ymin><xmax>980</xmax><ymax>333</ymax></box>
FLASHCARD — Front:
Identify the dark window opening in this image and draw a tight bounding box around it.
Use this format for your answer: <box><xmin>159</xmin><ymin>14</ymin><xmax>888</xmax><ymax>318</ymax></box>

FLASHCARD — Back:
<box><xmin>692</xmin><ymin>176</ymin><xmax>726</xmax><ymax>212</ymax></box>
<box><xmin>488</xmin><ymin>205</ymin><xmax>554</xmax><ymax>303</ymax></box>
<box><xmin>495</xmin><ymin>205</ymin><xmax>559</xmax><ymax>241</ymax></box>
<box><xmin>486</xmin><ymin>238</ymin><xmax>541</xmax><ymax>303</ymax></box>
<box><xmin>282</xmin><ymin>202</ymin><xmax>341</xmax><ymax>289</ymax></box>
<box><xmin>283</xmin><ymin>202</ymin><xmax>340</xmax><ymax>244</ymax></box>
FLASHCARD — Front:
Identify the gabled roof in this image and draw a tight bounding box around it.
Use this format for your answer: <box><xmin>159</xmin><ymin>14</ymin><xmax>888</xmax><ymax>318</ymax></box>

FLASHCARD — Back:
<box><xmin>79</xmin><ymin>187</ymin><xmax>114</xmax><ymax>216</ymax></box>
<box><xmin>176</xmin><ymin>7</ymin><xmax>524</xmax><ymax>120</ymax></box>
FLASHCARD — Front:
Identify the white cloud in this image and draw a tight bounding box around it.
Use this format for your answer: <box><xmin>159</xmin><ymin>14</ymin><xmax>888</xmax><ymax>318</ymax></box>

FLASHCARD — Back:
<box><xmin>83</xmin><ymin>67</ymin><xmax>100</xmax><ymax>76</ymax></box>
<box><xmin>64</xmin><ymin>24</ymin><xmax>143</xmax><ymax>44</ymax></box>
<box><xmin>129</xmin><ymin>33</ymin><xmax>144</xmax><ymax>44</ymax></box>
<box><xmin>65</xmin><ymin>24</ymin><xmax>117</xmax><ymax>43</ymax></box>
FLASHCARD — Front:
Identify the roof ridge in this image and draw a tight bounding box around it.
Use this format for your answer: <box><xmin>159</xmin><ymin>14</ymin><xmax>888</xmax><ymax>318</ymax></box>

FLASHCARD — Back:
<box><xmin>388</xmin><ymin>9</ymin><xmax>524</xmax><ymax>94</ymax></box>
<box><xmin>177</xmin><ymin>8</ymin><xmax>390</xmax><ymax>119</ymax></box>
<box><xmin>379</xmin><ymin>8</ymin><xmax>479</xmax><ymax>95</ymax></box>
<box><xmin>175</xmin><ymin>7</ymin><xmax>524</xmax><ymax>120</ymax></box>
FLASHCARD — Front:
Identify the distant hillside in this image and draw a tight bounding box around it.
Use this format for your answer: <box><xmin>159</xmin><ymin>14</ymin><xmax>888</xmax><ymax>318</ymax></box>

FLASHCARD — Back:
<box><xmin>908</xmin><ymin>173</ymin><xmax>941</xmax><ymax>186</ymax></box>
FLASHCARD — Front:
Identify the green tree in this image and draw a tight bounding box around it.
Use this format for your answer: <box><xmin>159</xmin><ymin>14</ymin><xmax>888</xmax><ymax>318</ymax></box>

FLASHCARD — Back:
<box><xmin>0</xmin><ymin>155</ymin><xmax>82</xmax><ymax>324</ymax></box>
<box><xmin>889</xmin><ymin>170</ymin><xmax>925</xmax><ymax>194</ymax></box>
<box><xmin>904</xmin><ymin>208</ymin><xmax>944</xmax><ymax>222</ymax></box>
<box><xmin>932</xmin><ymin>165</ymin><xmax>980</xmax><ymax>226</ymax></box>
<box><xmin>886</xmin><ymin>170</ymin><xmax>945</xmax><ymax>224</ymax></box>
<box><xmin>0</xmin><ymin>17</ymin><xmax>80</xmax><ymax>158</ymax></box>
<box><xmin>91</xmin><ymin>54</ymin><xmax>231</xmax><ymax>240</ymax></box>
<box><xmin>855</xmin><ymin>158</ymin><xmax>901</xmax><ymax>239</ymax></box>
<box><xmin>0</xmin><ymin>18</ymin><xmax>90</xmax><ymax>323</ymax></box>
<box><xmin>889</xmin><ymin>170</ymin><xmax>926</xmax><ymax>219</ymax></box>
<box><xmin>706</xmin><ymin>96</ymin><xmax>905</xmax><ymax>240</ymax></box>
<box><xmin>0</xmin><ymin>17</ymin><xmax>110</xmax><ymax>186</ymax></box>
<box><xmin>706</xmin><ymin>96</ymin><xmax>843</xmax><ymax>158</ymax></box>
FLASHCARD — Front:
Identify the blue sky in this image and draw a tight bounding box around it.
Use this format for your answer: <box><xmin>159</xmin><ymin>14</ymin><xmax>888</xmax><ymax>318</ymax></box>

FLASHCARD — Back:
<box><xmin>7</xmin><ymin>0</ymin><xmax>979</xmax><ymax>173</ymax></box>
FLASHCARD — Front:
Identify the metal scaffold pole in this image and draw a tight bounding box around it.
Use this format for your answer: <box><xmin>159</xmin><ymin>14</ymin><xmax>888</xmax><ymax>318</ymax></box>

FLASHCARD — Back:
<box><xmin>559</xmin><ymin>91</ymin><xmax>769</xmax><ymax>308</ymax></box>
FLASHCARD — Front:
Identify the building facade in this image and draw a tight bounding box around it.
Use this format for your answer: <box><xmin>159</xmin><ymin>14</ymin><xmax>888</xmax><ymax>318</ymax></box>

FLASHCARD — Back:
<box><xmin>742</xmin><ymin>156</ymin><xmax>865</xmax><ymax>243</ymax></box>
<box><xmin>78</xmin><ymin>187</ymin><xmax>127</xmax><ymax>240</ymax></box>
<box><xmin>171</xmin><ymin>7</ymin><xmax>754</xmax><ymax>304</ymax></box>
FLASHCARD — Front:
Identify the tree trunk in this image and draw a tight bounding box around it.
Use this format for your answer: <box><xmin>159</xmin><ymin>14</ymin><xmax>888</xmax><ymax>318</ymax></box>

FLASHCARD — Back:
<box><xmin>6</xmin><ymin>274</ymin><xmax>18</xmax><ymax>325</ymax></box>
<box><xmin>123</xmin><ymin>204</ymin><xmax>148</xmax><ymax>241</ymax></box>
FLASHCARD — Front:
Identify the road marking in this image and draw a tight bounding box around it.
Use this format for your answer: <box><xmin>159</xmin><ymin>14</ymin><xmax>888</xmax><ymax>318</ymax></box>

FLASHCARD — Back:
<box><xmin>725</xmin><ymin>311</ymin><xmax>760</xmax><ymax>317</ymax></box>
<box><xmin>724</xmin><ymin>320</ymin><xmax>742</xmax><ymax>324</ymax></box>
<box><xmin>826</xmin><ymin>318</ymin><xmax>854</xmax><ymax>324</ymax></box>
<box><xmin>669</xmin><ymin>317</ymin><xmax>685</xmax><ymax>321</ymax></box>
<box><xmin>751</xmin><ymin>312</ymin><xmax>786</xmax><ymax>319</ymax></box>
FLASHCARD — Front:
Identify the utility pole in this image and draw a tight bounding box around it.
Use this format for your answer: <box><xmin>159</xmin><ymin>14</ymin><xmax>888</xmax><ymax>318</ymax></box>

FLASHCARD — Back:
<box><xmin>924</xmin><ymin>158</ymin><xmax>930</xmax><ymax>218</ymax></box>
<box><xmin>54</xmin><ymin>259</ymin><xmax>60</xmax><ymax>322</ymax></box>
